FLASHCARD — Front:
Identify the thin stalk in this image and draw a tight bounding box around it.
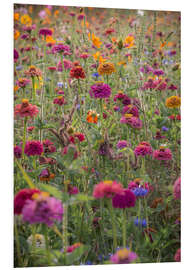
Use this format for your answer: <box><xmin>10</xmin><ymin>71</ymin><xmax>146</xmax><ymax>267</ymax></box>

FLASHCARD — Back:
<box><xmin>122</xmin><ymin>209</ymin><xmax>127</xmax><ymax>247</ymax></box>
<box><xmin>14</xmin><ymin>220</ymin><xmax>22</xmax><ymax>267</ymax></box>
<box><xmin>107</xmin><ymin>199</ymin><xmax>117</xmax><ymax>252</ymax></box>
<box><xmin>43</xmin><ymin>224</ymin><xmax>51</xmax><ymax>265</ymax></box>
<box><xmin>22</xmin><ymin>117</ymin><xmax>27</xmax><ymax>158</ymax></box>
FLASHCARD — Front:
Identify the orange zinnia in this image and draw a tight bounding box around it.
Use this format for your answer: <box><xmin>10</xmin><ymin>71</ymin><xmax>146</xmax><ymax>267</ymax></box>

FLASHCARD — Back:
<box><xmin>86</xmin><ymin>110</ymin><xmax>99</xmax><ymax>124</ymax></box>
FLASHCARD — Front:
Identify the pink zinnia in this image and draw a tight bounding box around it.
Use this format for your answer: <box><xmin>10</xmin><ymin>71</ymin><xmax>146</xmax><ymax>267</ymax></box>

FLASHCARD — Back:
<box><xmin>120</xmin><ymin>116</ymin><xmax>142</xmax><ymax>129</ymax></box>
<box><xmin>57</xmin><ymin>59</ymin><xmax>72</xmax><ymax>71</ymax></box>
<box><xmin>112</xmin><ymin>188</ymin><xmax>136</xmax><ymax>208</ymax></box>
<box><xmin>24</xmin><ymin>140</ymin><xmax>43</xmax><ymax>156</ymax></box>
<box><xmin>74</xmin><ymin>133</ymin><xmax>85</xmax><ymax>142</ymax></box>
<box><xmin>122</xmin><ymin>105</ymin><xmax>139</xmax><ymax>117</ymax></box>
<box><xmin>43</xmin><ymin>139</ymin><xmax>56</xmax><ymax>154</ymax></box>
<box><xmin>53</xmin><ymin>96</ymin><xmax>67</xmax><ymax>106</ymax></box>
<box><xmin>14</xmin><ymin>188</ymin><xmax>41</xmax><ymax>215</ymax></box>
<box><xmin>173</xmin><ymin>177</ymin><xmax>181</xmax><ymax>200</ymax></box>
<box><xmin>110</xmin><ymin>248</ymin><xmax>138</xmax><ymax>264</ymax></box>
<box><xmin>93</xmin><ymin>180</ymin><xmax>124</xmax><ymax>199</ymax></box>
<box><xmin>14</xmin><ymin>99</ymin><xmax>39</xmax><ymax>118</ymax></box>
<box><xmin>89</xmin><ymin>83</ymin><xmax>111</xmax><ymax>99</ymax></box>
<box><xmin>116</xmin><ymin>140</ymin><xmax>128</xmax><ymax>149</ymax></box>
<box><xmin>153</xmin><ymin>148</ymin><xmax>172</xmax><ymax>161</ymax></box>
<box><xmin>22</xmin><ymin>195</ymin><xmax>63</xmax><ymax>227</ymax></box>
<box><xmin>174</xmin><ymin>248</ymin><xmax>181</xmax><ymax>262</ymax></box>
<box><xmin>14</xmin><ymin>145</ymin><xmax>22</xmax><ymax>159</ymax></box>
<box><xmin>134</xmin><ymin>142</ymin><xmax>152</xmax><ymax>156</ymax></box>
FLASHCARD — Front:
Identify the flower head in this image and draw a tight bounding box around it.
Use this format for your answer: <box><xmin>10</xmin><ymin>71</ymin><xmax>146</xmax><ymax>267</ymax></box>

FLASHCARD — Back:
<box><xmin>111</xmin><ymin>248</ymin><xmax>137</xmax><ymax>264</ymax></box>
<box><xmin>86</xmin><ymin>110</ymin><xmax>99</xmax><ymax>124</ymax></box>
<box><xmin>153</xmin><ymin>147</ymin><xmax>172</xmax><ymax>161</ymax></box>
<box><xmin>16</xmin><ymin>78</ymin><xmax>31</xmax><ymax>88</ymax></box>
<box><xmin>112</xmin><ymin>188</ymin><xmax>136</xmax><ymax>208</ymax></box>
<box><xmin>89</xmin><ymin>82</ymin><xmax>111</xmax><ymax>99</ymax></box>
<box><xmin>22</xmin><ymin>194</ymin><xmax>63</xmax><ymax>227</ymax></box>
<box><xmin>98</xmin><ymin>62</ymin><xmax>116</xmax><ymax>75</ymax></box>
<box><xmin>116</xmin><ymin>140</ymin><xmax>128</xmax><ymax>149</ymax></box>
<box><xmin>173</xmin><ymin>177</ymin><xmax>181</xmax><ymax>200</ymax></box>
<box><xmin>39</xmin><ymin>28</ymin><xmax>52</xmax><ymax>37</ymax></box>
<box><xmin>93</xmin><ymin>180</ymin><xmax>124</xmax><ymax>199</ymax></box>
<box><xmin>24</xmin><ymin>140</ymin><xmax>43</xmax><ymax>156</ymax></box>
<box><xmin>14</xmin><ymin>188</ymin><xmax>41</xmax><ymax>215</ymax></box>
<box><xmin>27</xmin><ymin>234</ymin><xmax>45</xmax><ymax>248</ymax></box>
<box><xmin>134</xmin><ymin>142</ymin><xmax>152</xmax><ymax>156</ymax></box>
<box><xmin>53</xmin><ymin>96</ymin><xmax>67</xmax><ymax>106</ymax></box>
<box><xmin>14</xmin><ymin>99</ymin><xmax>39</xmax><ymax>118</ymax></box>
<box><xmin>24</xmin><ymin>65</ymin><xmax>42</xmax><ymax>78</ymax></box>
<box><xmin>14</xmin><ymin>145</ymin><xmax>22</xmax><ymax>159</ymax></box>
<box><xmin>132</xmin><ymin>187</ymin><xmax>148</xmax><ymax>197</ymax></box>
<box><xmin>70</xmin><ymin>66</ymin><xmax>86</xmax><ymax>79</ymax></box>
<box><xmin>174</xmin><ymin>248</ymin><xmax>181</xmax><ymax>262</ymax></box>
<box><xmin>166</xmin><ymin>96</ymin><xmax>181</xmax><ymax>108</ymax></box>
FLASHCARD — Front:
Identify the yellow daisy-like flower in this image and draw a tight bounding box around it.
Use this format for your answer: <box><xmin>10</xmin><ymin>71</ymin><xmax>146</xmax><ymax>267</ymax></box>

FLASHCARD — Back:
<box><xmin>46</xmin><ymin>35</ymin><xmax>56</xmax><ymax>45</ymax></box>
<box><xmin>124</xmin><ymin>35</ymin><xmax>135</xmax><ymax>48</ymax></box>
<box><xmin>98</xmin><ymin>62</ymin><xmax>116</xmax><ymax>75</ymax></box>
<box><xmin>20</xmin><ymin>14</ymin><xmax>32</xmax><ymax>26</ymax></box>
<box><xmin>14</xmin><ymin>30</ymin><xmax>20</xmax><ymax>40</ymax></box>
<box><xmin>165</xmin><ymin>96</ymin><xmax>181</xmax><ymax>108</ymax></box>
<box><xmin>14</xmin><ymin>13</ymin><xmax>20</xmax><ymax>21</ymax></box>
<box><xmin>88</xmin><ymin>33</ymin><xmax>102</xmax><ymax>48</ymax></box>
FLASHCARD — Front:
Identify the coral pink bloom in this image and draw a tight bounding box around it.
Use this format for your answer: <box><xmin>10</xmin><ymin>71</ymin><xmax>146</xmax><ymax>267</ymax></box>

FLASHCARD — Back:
<box><xmin>173</xmin><ymin>177</ymin><xmax>181</xmax><ymax>200</ymax></box>
<box><xmin>174</xmin><ymin>248</ymin><xmax>181</xmax><ymax>262</ymax></box>
<box><xmin>93</xmin><ymin>180</ymin><xmax>124</xmax><ymax>199</ymax></box>
<box><xmin>153</xmin><ymin>148</ymin><xmax>172</xmax><ymax>161</ymax></box>
<box><xmin>14</xmin><ymin>99</ymin><xmax>39</xmax><ymax>118</ymax></box>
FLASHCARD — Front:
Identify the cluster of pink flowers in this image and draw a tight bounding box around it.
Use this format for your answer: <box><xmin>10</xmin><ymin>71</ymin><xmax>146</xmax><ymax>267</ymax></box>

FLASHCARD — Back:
<box><xmin>122</xmin><ymin>104</ymin><xmax>139</xmax><ymax>117</ymax></box>
<box><xmin>57</xmin><ymin>58</ymin><xmax>72</xmax><ymax>71</ymax></box>
<box><xmin>141</xmin><ymin>78</ymin><xmax>167</xmax><ymax>91</ymax></box>
<box><xmin>120</xmin><ymin>115</ymin><xmax>142</xmax><ymax>129</ymax></box>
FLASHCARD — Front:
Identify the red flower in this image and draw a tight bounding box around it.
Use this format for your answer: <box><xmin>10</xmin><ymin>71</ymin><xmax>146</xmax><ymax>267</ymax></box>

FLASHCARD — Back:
<box><xmin>14</xmin><ymin>188</ymin><xmax>41</xmax><ymax>215</ymax></box>
<box><xmin>70</xmin><ymin>66</ymin><xmax>86</xmax><ymax>79</ymax></box>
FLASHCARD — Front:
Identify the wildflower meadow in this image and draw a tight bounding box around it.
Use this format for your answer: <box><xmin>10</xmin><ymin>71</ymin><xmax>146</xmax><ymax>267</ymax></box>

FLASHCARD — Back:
<box><xmin>14</xmin><ymin>4</ymin><xmax>181</xmax><ymax>267</ymax></box>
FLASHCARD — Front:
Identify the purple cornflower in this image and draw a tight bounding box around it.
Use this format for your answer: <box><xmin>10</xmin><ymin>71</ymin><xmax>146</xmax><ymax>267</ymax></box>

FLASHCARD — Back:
<box><xmin>89</xmin><ymin>82</ymin><xmax>111</xmax><ymax>99</ymax></box>
<box><xmin>22</xmin><ymin>195</ymin><xmax>63</xmax><ymax>227</ymax></box>
<box><xmin>153</xmin><ymin>69</ymin><xmax>164</xmax><ymax>76</ymax></box>
<box><xmin>134</xmin><ymin>217</ymin><xmax>147</xmax><ymax>227</ymax></box>
<box><xmin>162</xmin><ymin>126</ymin><xmax>169</xmax><ymax>132</ymax></box>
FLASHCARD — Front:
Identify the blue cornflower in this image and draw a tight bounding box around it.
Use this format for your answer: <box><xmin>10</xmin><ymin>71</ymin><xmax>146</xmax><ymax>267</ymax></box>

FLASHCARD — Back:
<box><xmin>85</xmin><ymin>261</ymin><xmax>92</xmax><ymax>265</ymax></box>
<box><xmin>162</xmin><ymin>126</ymin><xmax>169</xmax><ymax>132</ymax></box>
<box><xmin>132</xmin><ymin>187</ymin><xmax>148</xmax><ymax>197</ymax></box>
<box><xmin>92</xmin><ymin>72</ymin><xmax>100</xmax><ymax>78</ymax></box>
<box><xmin>57</xmin><ymin>82</ymin><xmax>64</xmax><ymax>88</ymax></box>
<box><xmin>134</xmin><ymin>217</ymin><xmax>147</xmax><ymax>228</ymax></box>
<box><xmin>16</xmin><ymin>65</ymin><xmax>23</xmax><ymax>71</ymax></box>
<box><xmin>76</xmin><ymin>104</ymin><xmax>81</xmax><ymax>110</ymax></box>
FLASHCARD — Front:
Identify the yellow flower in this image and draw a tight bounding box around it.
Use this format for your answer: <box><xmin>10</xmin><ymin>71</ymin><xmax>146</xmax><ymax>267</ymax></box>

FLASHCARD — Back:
<box><xmin>88</xmin><ymin>33</ymin><xmax>102</xmax><ymax>48</ymax></box>
<box><xmin>14</xmin><ymin>30</ymin><xmax>20</xmax><ymax>40</ymax></box>
<box><xmin>93</xmin><ymin>51</ymin><xmax>100</xmax><ymax>61</ymax></box>
<box><xmin>54</xmin><ymin>10</ymin><xmax>59</xmax><ymax>17</ymax></box>
<box><xmin>103</xmin><ymin>180</ymin><xmax>113</xmax><ymax>185</ymax></box>
<box><xmin>14</xmin><ymin>13</ymin><xmax>20</xmax><ymax>21</ymax></box>
<box><xmin>14</xmin><ymin>85</ymin><xmax>19</xmax><ymax>92</ymax></box>
<box><xmin>117</xmin><ymin>61</ymin><xmax>127</xmax><ymax>67</ymax></box>
<box><xmin>165</xmin><ymin>96</ymin><xmax>181</xmax><ymax>108</ymax></box>
<box><xmin>98</xmin><ymin>62</ymin><xmax>116</xmax><ymax>75</ymax></box>
<box><xmin>124</xmin><ymin>35</ymin><xmax>134</xmax><ymax>48</ymax></box>
<box><xmin>46</xmin><ymin>35</ymin><xmax>56</xmax><ymax>45</ymax></box>
<box><xmin>20</xmin><ymin>14</ymin><xmax>32</xmax><ymax>26</ymax></box>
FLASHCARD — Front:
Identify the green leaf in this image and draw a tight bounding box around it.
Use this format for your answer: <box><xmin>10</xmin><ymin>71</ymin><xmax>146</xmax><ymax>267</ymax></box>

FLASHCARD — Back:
<box><xmin>65</xmin><ymin>245</ymin><xmax>90</xmax><ymax>265</ymax></box>
<box><xmin>38</xmin><ymin>183</ymin><xmax>63</xmax><ymax>201</ymax></box>
<box><xmin>15</xmin><ymin>159</ymin><xmax>36</xmax><ymax>188</ymax></box>
<box><xmin>68</xmin><ymin>193</ymin><xmax>94</xmax><ymax>205</ymax></box>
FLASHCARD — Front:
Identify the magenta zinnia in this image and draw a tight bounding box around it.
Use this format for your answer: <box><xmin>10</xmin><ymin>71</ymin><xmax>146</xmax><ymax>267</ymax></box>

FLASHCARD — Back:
<box><xmin>112</xmin><ymin>188</ymin><xmax>136</xmax><ymax>209</ymax></box>
<box><xmin>153</xmin><ymin>147</ymin><xmax>172</xmax><ymax>161</ymax></box>
<box><xmin>24</xmin><ymin>140</ymin><xmax>43</xmax><ymax>156</ymax></box>
<box><xmin>89</xmin><ymin>82</ymin><xmax>111</xmax><ymax>99</ymax></box>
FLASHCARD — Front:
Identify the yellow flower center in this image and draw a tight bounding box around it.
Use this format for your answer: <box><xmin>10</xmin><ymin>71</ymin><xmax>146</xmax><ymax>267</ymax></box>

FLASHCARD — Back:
<box><xmin>117</xmin><ymin>248</ymin><xmax>130</xmax><ymax>260</ymax></box>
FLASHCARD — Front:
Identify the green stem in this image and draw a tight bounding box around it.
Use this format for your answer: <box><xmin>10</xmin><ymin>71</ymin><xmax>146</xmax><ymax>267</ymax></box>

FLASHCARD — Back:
<box><xmin>43</xmin><ymin>224</ymin><xmax>51</xmax><ymax>265</ymax></box>
<box><xmin>107</xmin><ymin>199</ymin><xmax>117</xmax><ymax>252</ymax></box>
<box><xmin>62</xmin><ymin>204</ymin><xmax>68</xmax><ymax>254</ymax></box>
<box><xmin>122</xmin><ymin>209</ymin><xmax>127</xmax><ymax>247</ymax></box>
<box><xmin>32</xmin><ymin>76</ymin><xmax>36</xmax><ymax>102</ymax></box>
<box><xmin>14</xmin><ymin>219</ymin><xmax>22</xmax><ymax>267</ymax></box>
<box><xmin>22</xmin><ymin>117</ymin><xmax>27</xmax><ymax>158</ymax></box>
